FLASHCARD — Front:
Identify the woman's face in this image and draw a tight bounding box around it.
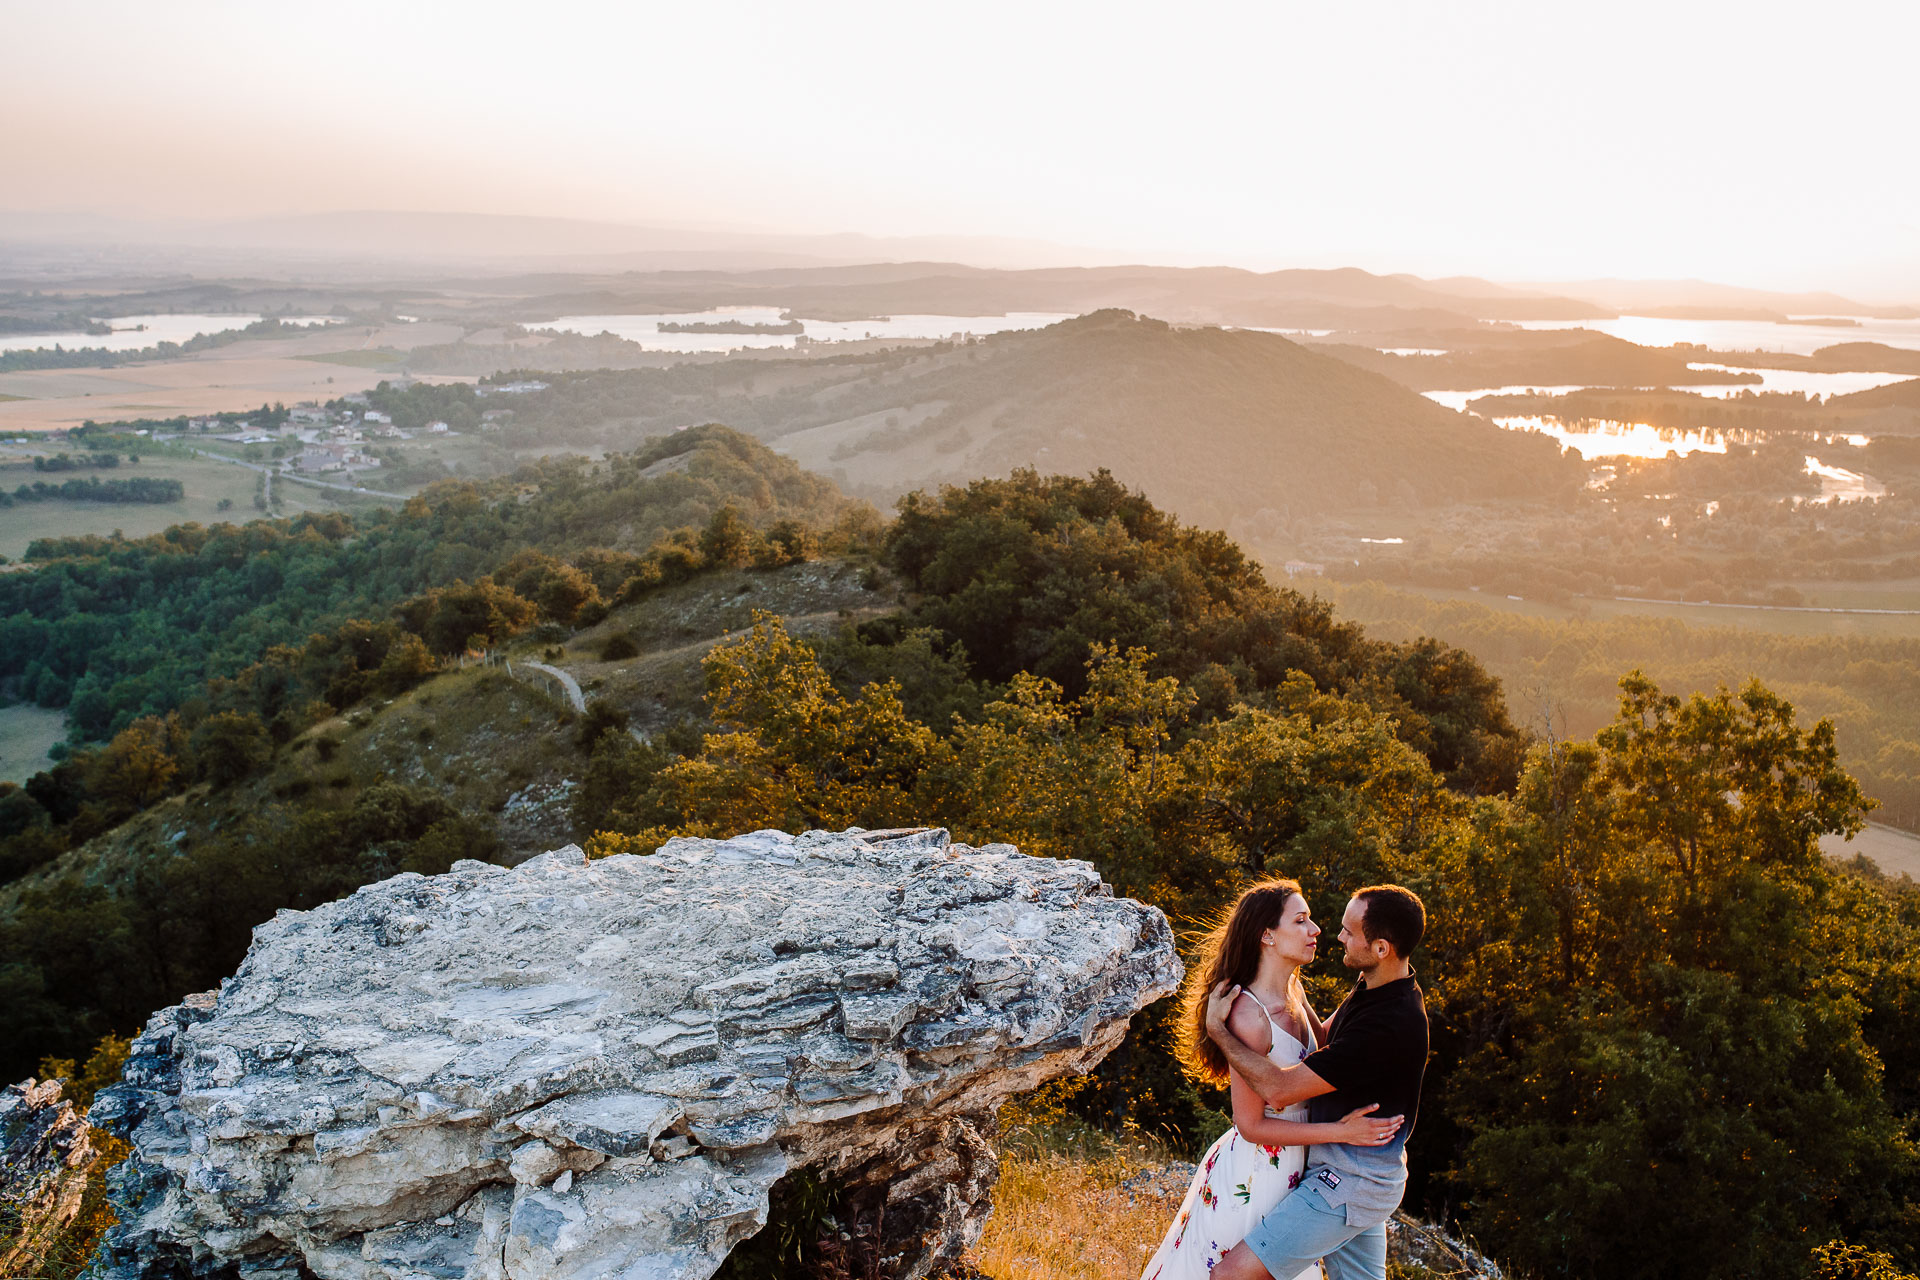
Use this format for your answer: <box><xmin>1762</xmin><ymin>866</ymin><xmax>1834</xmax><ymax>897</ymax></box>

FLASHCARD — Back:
<box><xmin>1261</xmin><ymin>893</ymin><xmax>1320</xmax><ymax>965</ymax></box>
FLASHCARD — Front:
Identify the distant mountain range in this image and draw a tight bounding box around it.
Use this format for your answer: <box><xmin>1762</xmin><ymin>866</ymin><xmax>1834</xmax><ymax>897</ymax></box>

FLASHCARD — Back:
<box><xmin>494</xmin><ymin>261</ymin><xmax>1609</xmax><ymax>330</ymax></box>
<box><xmin>1526</xmin><ymin>277</ymin><xmax>1920</xmax><ymax>321</ymax></box>
<box><xmin>4</xmin><ymin>208</ymin><xmax>1908</xmax><ymax>324</ymax></box>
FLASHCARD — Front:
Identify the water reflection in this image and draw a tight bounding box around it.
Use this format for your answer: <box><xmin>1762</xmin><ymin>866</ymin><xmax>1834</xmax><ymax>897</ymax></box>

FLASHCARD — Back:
<box><xmin>1512</xmin><ymin>314</ymin><xmax>1920</xmax><ymax>357</ymax></box>
<box><xmin>1804</xmin><ymin>457</ymin><xmax>1887</xmax><ymax>502</ymax></box>
<box><xmin>1493</xmin><ymin>416</ymin><xmax>1885</xmax><ymax>501</ymax></box>
<box><xmin>528</xmin><ymin>308</ymin><xmax>1076</xmax><ymax>353</ymax></box>
<box><xmin>1495</xmin><ymin>416</ymin><xmax>1729</xmax><ymax>458</ymax></box>
<box><xmin>0</xmin><ymin>314</ymin><xmax>337</xmax><ymax>355</ymax></box>
<box><xmin>1421</xmin><ymin>385</ymin><xmax>1591</xmax><ymax>412</ymax></box>
<box><xmin>1685</xmin><ymin>364</ymin><xmax>1914</xmax><ymax>399</ymax></box>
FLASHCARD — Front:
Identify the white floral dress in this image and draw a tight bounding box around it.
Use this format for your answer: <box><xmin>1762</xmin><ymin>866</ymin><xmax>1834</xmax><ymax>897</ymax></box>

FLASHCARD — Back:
<box><xmin>1140</xmin><ymin>1004</ymin><xmax>1319</xmax><ymax>1280</ymax></box>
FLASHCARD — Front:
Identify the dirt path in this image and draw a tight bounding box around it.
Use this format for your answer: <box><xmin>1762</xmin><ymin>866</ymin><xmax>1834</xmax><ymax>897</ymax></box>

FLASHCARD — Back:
<box><xmin>513</xmin><ymin>660</ymin><xmax>585</xmax><ymax>712</ymax></box>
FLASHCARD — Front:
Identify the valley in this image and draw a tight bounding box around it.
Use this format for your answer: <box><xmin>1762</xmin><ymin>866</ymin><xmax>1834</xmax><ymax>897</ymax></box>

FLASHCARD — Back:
<box><xmin>5</xmin><ymin>260</ymin><xmax>1920</xmax><ymax>1280</ymax></box>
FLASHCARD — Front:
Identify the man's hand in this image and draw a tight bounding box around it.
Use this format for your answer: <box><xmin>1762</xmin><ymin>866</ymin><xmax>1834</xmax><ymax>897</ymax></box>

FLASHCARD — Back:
<box><xmin>1205</xmin><ymin>980</ymin><xmax>1241</xmax><ymax>1046</ymax></box>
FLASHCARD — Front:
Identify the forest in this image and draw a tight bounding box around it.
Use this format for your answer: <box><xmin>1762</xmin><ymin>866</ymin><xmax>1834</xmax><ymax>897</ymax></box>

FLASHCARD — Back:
<box><xmin>1</xmin><ymin>465</ymin><xmax>1915</xmax><ymax>1280</ymax></box>
<box><xmin>1</xmin><ymin>477</ymin><xmax>184</xmax><ymax>507</ymax></box>
<box><xmin>1328</xmin><ymin>582</ymin><xmax>1920</xmax><ymax>830</ymax></box>
<box><xmin>0</xmin><ymin>426</ymin><xmax>855</xmax><ymax>742</ymax></box>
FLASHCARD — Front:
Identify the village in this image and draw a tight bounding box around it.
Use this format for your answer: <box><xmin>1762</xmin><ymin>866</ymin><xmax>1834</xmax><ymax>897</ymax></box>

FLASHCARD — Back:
<box><xmin>153</xmin><ymin>378</ymin><xmax>549</xmax><ymax>480</ymax></box>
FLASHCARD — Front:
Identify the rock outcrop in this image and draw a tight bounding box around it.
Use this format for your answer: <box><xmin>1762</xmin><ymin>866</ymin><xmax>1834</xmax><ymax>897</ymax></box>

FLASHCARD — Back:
<box><xmin>1</xmin><ymin>1077</ymin><xmax>122</xmax><ymax>1277</ymax></box>
<box><xmin>88</xmin><ymin>827</ymin><xmax>1180</xmax><ymax>1280</ymax></box>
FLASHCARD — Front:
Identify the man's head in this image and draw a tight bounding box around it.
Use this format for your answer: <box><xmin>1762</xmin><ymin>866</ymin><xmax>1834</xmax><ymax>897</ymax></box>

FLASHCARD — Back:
<box><xmin>1336</xmin><ymin>884</ymin><xmax>1427</xmax><ymax>973</ymax></box>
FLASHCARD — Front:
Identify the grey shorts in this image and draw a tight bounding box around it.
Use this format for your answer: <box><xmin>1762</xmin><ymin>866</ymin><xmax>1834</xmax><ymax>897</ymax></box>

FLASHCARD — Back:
<box><xmin>1243</xmin><ymin>1182</ymin><xmax>1389</xmax><ymax>1280</ymax></box>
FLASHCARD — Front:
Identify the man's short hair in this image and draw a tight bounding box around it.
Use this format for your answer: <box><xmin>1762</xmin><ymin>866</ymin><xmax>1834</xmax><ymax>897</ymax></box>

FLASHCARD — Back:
<box><xmin>1355</xmin><ymin>884</ymin><xmax>1426</xmax><ymax>958</ymax></box>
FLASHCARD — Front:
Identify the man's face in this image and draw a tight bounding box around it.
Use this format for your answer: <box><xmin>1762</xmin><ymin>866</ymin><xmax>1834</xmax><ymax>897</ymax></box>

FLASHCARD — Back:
<box><xmin>1337</xmin><ymin>897</ymin><xmax>1380</xmax><ymax>973</ymax></box>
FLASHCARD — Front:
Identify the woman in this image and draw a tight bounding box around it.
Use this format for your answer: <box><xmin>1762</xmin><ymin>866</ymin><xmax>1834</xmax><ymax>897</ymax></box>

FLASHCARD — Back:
<box><xmin>1141</xmin><ymin>880</ymin><xmax>1400</xmax><ymax>1280</ymax></box>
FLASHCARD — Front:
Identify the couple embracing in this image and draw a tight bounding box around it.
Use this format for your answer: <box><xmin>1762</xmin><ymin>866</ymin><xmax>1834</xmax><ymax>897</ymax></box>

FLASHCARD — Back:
<box><xmin>1141</xmin><ymin>879</ymin><xmax>1429</xmax><ymax>1280</ymax></box>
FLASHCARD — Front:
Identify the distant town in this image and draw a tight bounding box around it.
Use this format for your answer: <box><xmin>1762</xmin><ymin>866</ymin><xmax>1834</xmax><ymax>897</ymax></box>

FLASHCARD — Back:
<box><xmin>131</xmin><ymin>378</ymin><xmax>549</xmax><ymax>479</ymax></box>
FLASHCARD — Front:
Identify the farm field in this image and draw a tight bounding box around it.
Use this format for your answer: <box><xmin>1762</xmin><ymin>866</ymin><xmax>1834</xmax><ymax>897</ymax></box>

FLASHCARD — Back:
<box><xmin>0</xmin><ymin>451</ymin><xmax>335</xmax><ymax>560</ymax></box>
<box><xmin>0</xmin><ymin>704</ymin><xmax>64</xmax><ymax>783</ymax></box>
<box><xmin>0</xmin><ymin>321</ymin><xmax>470</xmax><ymax>435</ymax></box>
<box><xmin>1320</xmin><ymin>578</ymin><xmax>1920</xmax><ymax>640</ymax></box>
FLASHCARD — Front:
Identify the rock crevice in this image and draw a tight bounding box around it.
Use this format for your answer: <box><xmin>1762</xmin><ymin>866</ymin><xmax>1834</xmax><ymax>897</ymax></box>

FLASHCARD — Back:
<box><xmin>88</xmin><ymin>827</ymin><xmax>1180</xmax><ymax>1280</ymax></box>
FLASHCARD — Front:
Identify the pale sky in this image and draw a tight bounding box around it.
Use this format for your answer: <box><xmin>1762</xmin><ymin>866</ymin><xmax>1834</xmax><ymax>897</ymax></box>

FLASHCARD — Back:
<box><xmin>4</xmin><ymin>0</ymin><xmax>1917</xmax><ymax>297</ymax></box>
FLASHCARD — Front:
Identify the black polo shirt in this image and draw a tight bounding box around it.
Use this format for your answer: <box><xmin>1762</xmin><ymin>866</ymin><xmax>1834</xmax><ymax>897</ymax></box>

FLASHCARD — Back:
<box><xmin>1304</xmin><ymin>972</ymin><xmax>1428</xmax><ymax>1137</ymax></box>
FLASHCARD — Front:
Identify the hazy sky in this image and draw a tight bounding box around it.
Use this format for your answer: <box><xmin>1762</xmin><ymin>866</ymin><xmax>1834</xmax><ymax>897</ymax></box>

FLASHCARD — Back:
<box><xmin>5</xmin><ymin>0</ymin><xmax>1917</xmax><ymax>296</ymax></box>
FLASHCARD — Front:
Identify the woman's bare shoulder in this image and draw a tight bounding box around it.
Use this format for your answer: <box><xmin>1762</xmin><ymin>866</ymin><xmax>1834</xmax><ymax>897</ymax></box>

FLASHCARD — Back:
<box><xmin>1225</xmin><ymin>989</ymin><xmax>1274</xmax><ymax>1055</ymax></box>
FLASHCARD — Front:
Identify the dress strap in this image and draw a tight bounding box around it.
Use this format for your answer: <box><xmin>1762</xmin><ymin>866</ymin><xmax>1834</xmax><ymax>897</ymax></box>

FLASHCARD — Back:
<box><xmin>1237</xmin><ymin>989</ymin><xmax>1285</xmax><ymax>1049</ymax></box>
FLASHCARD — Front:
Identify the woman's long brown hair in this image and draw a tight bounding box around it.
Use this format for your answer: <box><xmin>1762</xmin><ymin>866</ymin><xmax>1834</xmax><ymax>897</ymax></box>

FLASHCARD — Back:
<box><xmin>1178</xmin><ymin>879</ymin><xmax>1304</xmax><ymax>1085</ymax></box>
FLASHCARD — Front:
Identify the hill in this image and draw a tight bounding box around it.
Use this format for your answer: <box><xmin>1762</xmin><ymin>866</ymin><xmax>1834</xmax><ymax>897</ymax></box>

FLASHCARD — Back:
<box><xmin>0</xmin><ymin>426</ymin><xmax>860</xmax><ymax>746</ymax></box>
<box><xmin>4</xmin><ymin>462</ymin><xmax>1916</xmax><ymax>1280</ymax></box>
<box><xmin>1318</xmin><ymin>327</ymin><xmax>1756</xmax><ymax>390</ymax></box>
<box><xmin>1836</xmin><ymin>376</ymin><xmax>1920</xmax><ymax>411</ymax></box>
<box><xmin>505</xmin><ymin>311</ymin><xmax>1586</xmax><ymax>526</ymax></box>
<box><xmin>0</xmin><ymin>468</ymin><xmax>1528</xmax><ymax>1077</ymax></box>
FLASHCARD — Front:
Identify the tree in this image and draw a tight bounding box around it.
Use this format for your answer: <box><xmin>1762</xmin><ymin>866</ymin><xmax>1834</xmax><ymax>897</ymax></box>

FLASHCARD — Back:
<box><xmin>699</xmin><ymin>506</ymin><xmax>756</xmax><ymax>569</ymax></box>
<box><xmin>1440</xmin><ymin>675</ymin><xmax>1909</xmax><ymax>1280</ymax></box>
<box><xmin>376</xmin><ymin>633</ymin><xmax>438</xmax><ymax>696</ymax></box>
<box><xmin>189</xmin><ymin>711</ymin><xmax>272</xmax><ymax>789</ymax></box>
<box><xmin>397</xmin><ymin>579</ymin><xmax>538</xmax><ymax>655</ymax></box>
<box><xmin>652</xmin><ymin>613</ymin><xmax>938</xmax><ymax>835</ymax></box>
<box><xmin>83</xmin><ymin>716</ymin><xmax>183</xmax><ymax>813</ymax></box>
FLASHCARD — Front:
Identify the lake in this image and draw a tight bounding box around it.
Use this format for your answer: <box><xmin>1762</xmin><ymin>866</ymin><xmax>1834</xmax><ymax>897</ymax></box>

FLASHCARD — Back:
<box><xmin>1494</xmin><ymin>416</ymin><xmax>1729</xmax><ymax>459</ymax></box>
<box><xmin>1422</xmin><ymin>385</ymin><xmax>1592</xmax><ymax>412</ymax></box>
<box><xmin>527</xmin><ymin>308</ymin><xmax>1078</xmax><ymax>353</ymax></box>
<box><xmin>1684</xmin><ymin>365</ymin><xmax>1914</xmax><ymax>399</ymax></box>
<box><xmin>1491</xmin><ymin>415</ymin><xmax>1884</xmax><ymax>501</ymax></box>
<box><xmin>1513</xmin><ymin>314</ymin><xmax>1920</xmax><ymax>357</ymax></box>
<box><xmin>0</xmin><ymin>313</ymin><xmax>338</xmax><ymax>355</ymax></box>
<box><xmin>1426</xmin><ymin>367</ymin><xmax>1910</xmax><ymax>415</ymax></box>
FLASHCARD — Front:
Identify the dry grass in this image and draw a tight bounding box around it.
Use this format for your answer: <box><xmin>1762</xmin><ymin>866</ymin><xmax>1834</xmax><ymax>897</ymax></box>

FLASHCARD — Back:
<box><xmin>970</xmin><ymin>1143</ymin><xmax>1183</xmax><ymax>1280</ymax></box>
<box><xmin>964</xmin><ymin>1081</ymin><xmax>1194</xmax><ymax>1280</ymax></box>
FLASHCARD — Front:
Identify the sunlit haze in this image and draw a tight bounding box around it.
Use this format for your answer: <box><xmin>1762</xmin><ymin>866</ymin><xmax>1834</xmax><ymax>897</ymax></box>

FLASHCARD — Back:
<box><xmin>4</xmin><ymin>0</ymin><xmax>1916</xmax><ymax>297</ymax></box>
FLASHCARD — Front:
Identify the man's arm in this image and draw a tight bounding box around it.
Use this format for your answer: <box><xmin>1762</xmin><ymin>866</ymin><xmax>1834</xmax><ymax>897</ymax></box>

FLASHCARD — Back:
<box><xmin>1205</xmin><ymin>981</ymin><xmax>1335</xmax><ymax>1110</ymax></box>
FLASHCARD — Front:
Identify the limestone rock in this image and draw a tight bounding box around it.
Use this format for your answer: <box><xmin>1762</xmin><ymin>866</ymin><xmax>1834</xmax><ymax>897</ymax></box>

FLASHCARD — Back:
<box><xmin>1</xmin><ymin>1077</ymin><xmax>119</xmax><ymax>1276</ymax></box>
<box><xmin>88</xmin><ymin>827</ymin><xmax>1180</xmax><ymax>1280</ymax></box>
<box><xmin>1387</xmin><ymin>1213</ymin><xmax>1506</xmax><ymax>1278</ymax></box>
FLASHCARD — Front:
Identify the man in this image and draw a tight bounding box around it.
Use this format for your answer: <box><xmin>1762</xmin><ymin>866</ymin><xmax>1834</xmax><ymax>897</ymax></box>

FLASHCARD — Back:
<box><xmin>1203</xmin><ymin>884</ymin><xmax>1430</xmax><ymax>1280</ymax></box>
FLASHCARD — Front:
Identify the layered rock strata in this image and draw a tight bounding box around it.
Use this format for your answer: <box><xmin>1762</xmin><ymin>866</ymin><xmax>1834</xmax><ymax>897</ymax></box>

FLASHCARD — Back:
<box><xmin>2</xmin><ymin>1078</ymin><xmax>120</xmax><ymax>1276</ymax></box>
<box><xmin>88</xmin><ymin>827</ymin><xmax>1180</xmax><ymax>1280</ymax></box>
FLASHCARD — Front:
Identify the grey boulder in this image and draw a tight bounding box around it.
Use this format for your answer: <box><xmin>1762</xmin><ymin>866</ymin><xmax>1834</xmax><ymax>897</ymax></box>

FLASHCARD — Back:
<box><xmin>88</xmin><ymin>826</ymin><xmax>1180</xmax><ymax>1280</ymax></box>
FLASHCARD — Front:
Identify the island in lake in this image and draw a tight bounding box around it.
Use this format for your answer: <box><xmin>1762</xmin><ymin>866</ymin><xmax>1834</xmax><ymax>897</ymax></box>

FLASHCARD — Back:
<box><xmin>657</xmin><ymin>318</ymin><xmax>804</xmax><ymax>334</ymax></box>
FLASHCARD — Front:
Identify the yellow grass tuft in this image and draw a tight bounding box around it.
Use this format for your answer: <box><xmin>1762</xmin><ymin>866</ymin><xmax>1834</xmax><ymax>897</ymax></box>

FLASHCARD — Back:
<box><xmin>969</xmin><ymin>1144</ymin><xmax>1183</xmax><ymax>1280</ymax></box>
